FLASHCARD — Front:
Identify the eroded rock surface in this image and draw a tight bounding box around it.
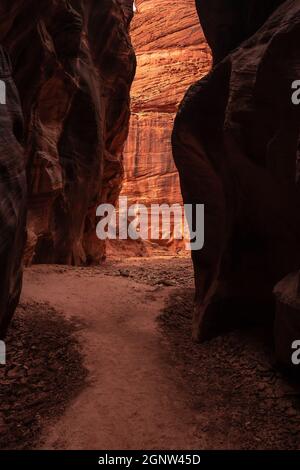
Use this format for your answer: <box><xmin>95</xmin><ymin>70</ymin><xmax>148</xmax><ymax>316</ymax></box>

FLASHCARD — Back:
<box><xmin>0</xmin><ymin>47</ymin><xmax>26</xmax><ymax>337</ymax></box>
<box><xmin>120</xmin><ymin>0</ymin><xmax>211</xmax><ymax>251</ymax></box>
<box><xmin>173</xmin><ymin>0</ymin><xmax>300</xmax><ymax>340</ymax></box>
<box><xmin>1</xmin><ymin>0</ymin><xmax>136</xmax><ymax>265</ymax></box>
<box><xmin>0</xmin><ymin>0</ymin><xmax>135</xmax><ymax>333</ymax></box>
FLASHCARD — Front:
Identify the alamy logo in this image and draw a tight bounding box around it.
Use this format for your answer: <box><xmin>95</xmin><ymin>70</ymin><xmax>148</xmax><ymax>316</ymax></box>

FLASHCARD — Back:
<box><xmin>0</xmin><ymin>341</ymin><xmax>6</xmax><ymax>365</ymax></box>
<box><xmin>291</xmin><ymin>80</ymin><xmax>300</xmax><ymax>105</ymax></box>
<box><xmin>291</xmin><ymin>340</ymin><xmax>300</xmax><ymax>365</ymax></box>
<box><xmin>0</xmin><ymin>80</ymin><xmax>6</xmax><ymax>105</ymax></box>
<box><xmin>96</xmin><ymin>197</ymin><xmax>205</xmax><ymax>251</ymax></box>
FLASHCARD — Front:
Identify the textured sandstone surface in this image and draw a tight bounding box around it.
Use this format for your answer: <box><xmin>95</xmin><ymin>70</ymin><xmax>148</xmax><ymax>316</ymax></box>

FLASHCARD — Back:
<box><xmin>120</xmin><ymin>0</ymin><xmax>211</xmax><ymax>250</ymax></box>
<box><xmin>1</xmin><ymin>0</ymin><xmax>136</xmax><ymax>265</ymax></box>
<box><xmin>0</xmin><ymin>0</ymin><xmax>135</xmax><ymax>333</ymax></box>
<box><xmin>0</xmin><ymin>47</ymin><xmax>26</xmax><ymax>336</ymax></box>
<box><xmin>173</xmin><ymin>0</ymin><xmax>300</xmax><ymax>340</ymax></box>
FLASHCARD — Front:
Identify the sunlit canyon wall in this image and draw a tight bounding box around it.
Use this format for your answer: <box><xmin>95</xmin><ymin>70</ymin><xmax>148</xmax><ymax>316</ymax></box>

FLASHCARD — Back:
<box><xmin>116</xmin><ymin>0</ymin><xmax>211</xmax><ymax>255</ymax></box>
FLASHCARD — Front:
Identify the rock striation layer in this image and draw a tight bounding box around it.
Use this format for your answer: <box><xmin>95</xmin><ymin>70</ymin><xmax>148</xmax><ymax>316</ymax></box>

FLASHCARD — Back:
<box><xmin>173</xmin><ymin>0</ymin><xmax>300</xmax><ymax>340</ymax></box>
<box><xmin>1</xmin><ymin>0</ymin><xmax>136</xmax><ymax>266</ymax></box>
<box><xmin>0</xmin><ymin>47</ymin><xmax>26</xmax><ymax>336</ymax></box>
<box><xmin>0</xmin><ymin>0</ymin><xmax>136</xmax><ymax>333</ymax></box>
<box><xmin>120</xmin><ymin>0</ymin><xmax>211</xmax><ymax>252</ymax></box>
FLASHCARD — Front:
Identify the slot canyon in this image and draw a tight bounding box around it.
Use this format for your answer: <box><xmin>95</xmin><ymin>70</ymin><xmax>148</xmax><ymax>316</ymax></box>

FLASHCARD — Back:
<box><xmin>0</xmin><ymin>0</ymin><xmax>300</xmax><ymax>452</ymax></box>
<box><xmin>113</xmin><ymin>0</ymin><xmax>211</xmax><ymax>256</ymax></box>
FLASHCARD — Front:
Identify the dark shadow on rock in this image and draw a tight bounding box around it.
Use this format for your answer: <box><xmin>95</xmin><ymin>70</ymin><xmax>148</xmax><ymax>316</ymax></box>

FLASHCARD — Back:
<box><xmin>158</xmin><ymin>288</ymin><xmax>300</xmax><ymax>449</ymax></box>
<box><xmin>0</xmin><ymin>302</ymin><xmax>88</xmax><ymax>450</ymax></box>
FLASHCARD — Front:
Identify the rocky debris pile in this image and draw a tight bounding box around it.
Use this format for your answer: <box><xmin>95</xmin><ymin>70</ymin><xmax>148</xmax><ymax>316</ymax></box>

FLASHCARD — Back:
<box><xmin>0</xmin><ymin>302</ymin><xmax>87</xmax><ymax>450</ymax></box>
<box><xmin>102</xmin><ymin>257</ymin><xmax>195</xmax><ymax>288</ymax></box>
<box><xmin>159</xmin><ymin>289</ymin><xmax>300</xmax><ymax>449</ymax></box>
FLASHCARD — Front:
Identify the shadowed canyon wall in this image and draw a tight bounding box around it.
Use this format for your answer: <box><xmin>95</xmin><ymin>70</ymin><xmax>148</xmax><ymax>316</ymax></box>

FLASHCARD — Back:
<box><xmin>1</xmin><ymin>0</ymin><xmax>136</xmax><ymax>267</ymax></box>
<box><xmin>0</xmin><ymin>47</ymin><xmax>26</xmax><ymax>337</ymax></box>
<box><xmin>116</xmin><ymin>0</ymin><xmax>211</xmax><ymax>254</ymax></box>
<box><xmin>0</xmin><ymin>0</ymin><xmax>136</xmax><ymax>334</ymax></box>
<box><xmin>173</xmin><ymin>0</ymin><xmax>300</xmax><ymax>341</ymax></box>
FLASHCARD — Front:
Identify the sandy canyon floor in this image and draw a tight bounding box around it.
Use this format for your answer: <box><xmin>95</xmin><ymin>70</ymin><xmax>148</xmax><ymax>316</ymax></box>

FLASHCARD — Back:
<box><xmin>1</xmin><ymin>256</ymin><xmax>300</xmax><ymax>450</ymax></box>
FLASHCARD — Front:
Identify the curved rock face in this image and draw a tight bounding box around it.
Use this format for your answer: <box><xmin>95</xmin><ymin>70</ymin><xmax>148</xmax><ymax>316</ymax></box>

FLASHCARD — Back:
<box><xmin>120</xmin><ymin>0</ymin><xmax>211</xmax><ymax>252</ymax></box>
<box><xmin>1</xmin><ymin>0</ymin><xmax>136</xmax><ymax>265</ymax></box>
<box><xmin>173</xmin><ymin>0</ymin><xmax>300</xmax><ymax>340</ymax></box>
<box><xmin>196</xmin><ymin>0</ymin><xmax>286</xmax><ymax>64</ymax></box>
<box><xmin>0</xmin><ymin>47</ymin><xmax>26</xmax><ymax>337</ymax></box>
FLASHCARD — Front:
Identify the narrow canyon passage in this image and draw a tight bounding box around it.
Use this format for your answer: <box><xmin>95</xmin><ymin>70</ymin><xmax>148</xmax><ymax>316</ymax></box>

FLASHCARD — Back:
<box><xmin>20</xmin><ymin>260</ymin><xmax>205</xmax><ymax>450</ymax></box>
<box><xmin>11</xmin><ymin>258</ymin><xmax>299</xmax><ymax>451</ymax></box>
<box><xmin>0</xmin><ymin>0</ymin><xmax>299</xmax><ymax>457</ymax></box>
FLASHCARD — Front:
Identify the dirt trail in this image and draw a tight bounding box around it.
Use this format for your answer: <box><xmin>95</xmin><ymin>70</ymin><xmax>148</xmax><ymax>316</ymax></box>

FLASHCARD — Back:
<box><xmin>17</xmin><ymin>258</ymin><xmax>300</xmax><ymax>450</ymax></box>
<box><xmin>21</xmin><ymin>262</ymin><xmax>204</xmax><ymax>450</ymax></box>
